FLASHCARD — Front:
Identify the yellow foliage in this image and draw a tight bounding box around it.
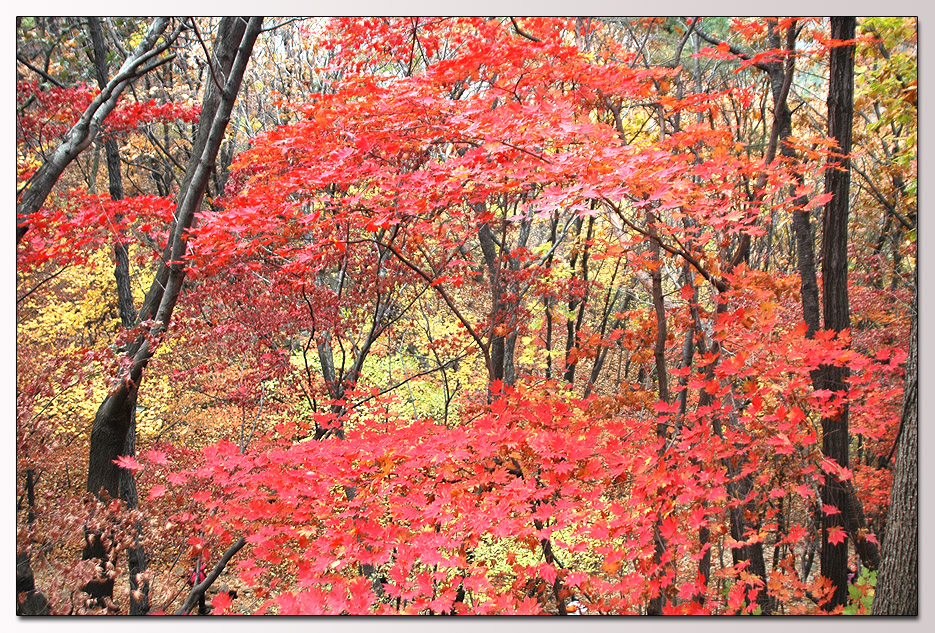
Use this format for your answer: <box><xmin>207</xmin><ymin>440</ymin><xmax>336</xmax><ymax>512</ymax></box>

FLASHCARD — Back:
<box><xmin>137</xmin><ymin>372</ymin><xmax>174</xmax><ymax>439</ymax></box>
<box><xmin>18</xmin><ymin>249</ymin><xmax>129</xmax><ymax>440</ymax></box>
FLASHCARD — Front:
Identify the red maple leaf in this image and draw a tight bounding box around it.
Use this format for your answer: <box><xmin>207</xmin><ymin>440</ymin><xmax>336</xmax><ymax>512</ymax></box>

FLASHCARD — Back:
<box><xmin>826</xmin><ymin>525</ymin><xmax>847</xmax><ymax>545</ymax></box>
<box><xmin>211</xmin><ymin>590</ymin><xmax>234</xmax><ymax>614</ymax></box>
<box><xmin>144</xmin><ymin>449</ymin><xmax>169</xmax><ymax>465</ymax></box>
<box><xmin>113</xmin><ymin>455</ymin><xmax>144</xmax><ymax>471</ymax></box>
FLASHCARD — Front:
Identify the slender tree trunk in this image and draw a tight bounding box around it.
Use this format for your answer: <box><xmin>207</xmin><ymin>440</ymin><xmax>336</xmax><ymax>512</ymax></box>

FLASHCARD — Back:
<box><xmin>89</xmin><ymin>17</ymin><xmax>137</xmax><ymax>330</ymax></box>
<box><xmin>562</xmin><ymin>214</ymin><xmax>595</xmax><ymax>386</ymax></box>
<box><xmin>543</xmin><ymin>212</ymin><xmax>559</xmax><ymax>380</ymax></box>
<box><xmin>501</xmin><ymin>215</ymin><xmax>531</xmax><ymax>386</ymax></box>
<box><xmin>791</xmin><ymin>211</ymin><xmax>821</xmax><ymax>336</ymax></box>
<box><xmin>648</xmin><ymin>215</ymin><xmax>669</xmax><ymax>411</ymax></box>
<box><xmin>562</xmin><ymin>217</ymin><xmax>585</xmax><ymax>383</ymax></box>
<box><xmin>88</xmin><ymin>17</ymin><xmax>149</xmax><ymax>613</ymax></box>
<box><xmin>817</xmin><ymin>17</ymin><xmax>856</xmax><ymax>611</ymax></box>
<box><xmin>646</xmin><ymin>212</ymin><xmax>669</xmax><ymax>616</ymax></box>
<box><xmin>477</xmin><ymin>221</ymin><xmax>506</xmax><ymax>385</ymax></box>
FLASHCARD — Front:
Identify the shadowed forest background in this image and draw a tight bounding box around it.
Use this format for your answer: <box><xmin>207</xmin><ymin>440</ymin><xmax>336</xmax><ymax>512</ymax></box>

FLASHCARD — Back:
<box><xmin>15</xmin><ymin>16</ymin><xmax>917</xmax><ymax>615</ymax></box>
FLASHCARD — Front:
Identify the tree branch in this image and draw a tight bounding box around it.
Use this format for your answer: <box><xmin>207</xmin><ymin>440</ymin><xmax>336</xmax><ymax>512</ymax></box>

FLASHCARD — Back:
<box><xmin>16</xmin><ymin>266</ymin><xmax>70</xmax><ymax>304</ymax></box>
<box><xmin>509</xmin><ymin>17</ymin><xmax>541</xmax><ymax>42</ymax></box>
<box><xmin>376</xmin><ymin>239</ymin><xmax>491</xmax><ymax>366</ymax></box>
<box><xmin>16</xmin><ymin>53</ymin><xmax>65</xmax><ymax>88</ymax></box>
<box><xmin>694</xmin><ymin>24</ymin><xmax>768</xmax><ymax>71</ymax></box>
<box><xmin>350</xmin><ymin>353</ymin><xmax>468</xmax><ymax>410</ymax></box>
<box><xmin>852</xmin><ymin>163</ymin><xmax>914</xmax><ymax>229</ymax></box>
<box><xmin>601</xmin><ymin>197</ymin><xmax>727</xmax><ymax>293</ymax></box>
<box><xmin>189</xmin><ymin>18</ymin><xmax>225</xmax><ymax>94</ymax></box>
<box><xmin>16</xmin><ymin>17</ymin><xmax>180</xmax><ymax>244</ymax></box>
<box><xmin>174</xmin><ymin>536</ymin><xmax>246</xmax><ymax>614</ymax></box>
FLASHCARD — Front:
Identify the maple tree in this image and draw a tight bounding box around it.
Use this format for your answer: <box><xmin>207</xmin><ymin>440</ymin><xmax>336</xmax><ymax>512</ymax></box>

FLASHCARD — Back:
<box><xmin>16</xmin><ymin>16</ymin><xmax>916</xmax><ymax>616</ymax></box>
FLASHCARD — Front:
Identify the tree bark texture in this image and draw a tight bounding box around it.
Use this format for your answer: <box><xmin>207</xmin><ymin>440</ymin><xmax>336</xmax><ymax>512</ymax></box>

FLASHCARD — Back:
<box><xmin>88</xmin><ymin>17</ymin><xmax>137</xmax><ymax>330</ymax></box>
<box><xmin>818</xmin><ymin>16</ymin><xmax>856</xmax><ymax>611</ymax></box>
<box><xmin>760</xmin><ymin>19</ymin><xmax>821</xmax><ymax>337</ymax></box>
<box><xmin>872</xmin><ymin>291</ymin><xmax>917</xmax><ymax>615</ymax></box>
<box><xmin>478</xmin><ymin>221</ymin><xmax>505</xmax><ymax>384</ymax></box>
<box><xmin>87</xmin><ymin>16</ymin><xmax>259</xmax><ymax>501</ymax></box>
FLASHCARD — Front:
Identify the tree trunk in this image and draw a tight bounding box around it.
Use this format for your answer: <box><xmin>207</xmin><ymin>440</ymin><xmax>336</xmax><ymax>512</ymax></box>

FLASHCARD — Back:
<box><xmin>563</xmin><ymin>216</ymin><xmax>593</xmax><ymax>385</ymax></box>
<box><xmin>88</xmin><ymin>18</ymin><xmax>138</xmax><ymax>330</ymax></box>
<box><xmin>818</xmin><ymin>16</ymin><xmax>856</xmax><ymax>611</ymax></box>
<box><xmin>88</xmin><ymin>17</ymin><xmax>152</xmax><ymax>611</ymax></box>
<box><xmin>82</xmin><ymin>15</ymin><xmax>262</xmax><ymax>607</ymax></box>
<box><xmin>872</xmin><ymin>288</ymin><xmax>917</xmax><ymax>614</ymax></box>
<box><xmin>16</xmin><ymin>470</ymin><xmax>50</xmax><ymax>615</ymax></box>
<box><xmin>645</xmin><ymin>212</ymin><xmax>668</xmax><ymax>616</ymax></box>
<box><xmin>87</xmin><ymin>15</ymin><xmax>257</xmax><ymax>498</ymax></box>
<box><xmin>477</xmin><ymin>222</ymin><xmax>505</xmax><ymax>385</ymax></box>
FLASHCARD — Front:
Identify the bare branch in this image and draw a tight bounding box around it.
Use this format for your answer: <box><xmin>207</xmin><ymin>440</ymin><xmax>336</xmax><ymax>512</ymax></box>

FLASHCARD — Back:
<box><xmin>376</xmin><ymin>239</ymin><xmax>491</xmax><ymax>364</ymax></box>
<box><xmin>509</xmin><ymin>17</ymin><xmax>541</xmax><ymax>42</ymax></box>
<box><xmin>174</xmin><ymin>536</ymin><xmax>246</xmax><ymax>615</ymax></box>
<box><xmin>694</xmin><ymin>23</ymin><xmax>768</xmax><ymax>71</ymax></box>
<box><xmin>16</xmin><ymin>53</ymin><xmax>65</xmax><ymax>88</ymax></box>
<box><xmin>16</xmin><ymin>17</ymin><xmax>182</xmax><ymax>244</ymax></box>
<box><xmin>190</xmin><ymin>18</ymin><xmax>225</xmax><ymax>94</ymax></box>
<box><xmin>17</xmin><ymin>266</ymin><xmax>70</xmax><ymax>304</ymax></box>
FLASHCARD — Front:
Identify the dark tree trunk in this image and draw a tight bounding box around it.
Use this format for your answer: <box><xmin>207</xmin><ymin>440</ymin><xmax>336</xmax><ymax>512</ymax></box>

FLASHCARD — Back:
<box><xmin>564</xmin><ymin>216</ymin><xmax>593</xmax><ymax>385</ymax></box>
<box><xmin>477</xmin><ymin>221</ymin><xmax>507</xmax><ymax>386</ymax></box>
<box><xmin>872</xmin><ymin>290</ymin><xmax>917</xmax><ymax>614</ymax></box>
<box><xmin>501</xmin><ymin>215</ymin><xmax>531</xmax><ymax>386</ymax></box>
<box><xmin>82</xmin><ymin>16</ymin><xmax>262</xmax><ymax>608</ymax></box>
<box><xmin>16</xmin><ymin>470</ymin><xmax>50</xmax><ymax>615</ymax></box>
<box><xmin>119</xmin><ymin>424</ymin><xmax>149</xmax><ymax>614</ymax></box>
<box><xmin>726</xmin><ymin>471</ymin><xmax>769</xmax><ymax>609</ymax></box>
<box><xmin>82</xmin><ymin>387</ymin><xmax>138</xmax><ymax>604</ymax></box>
<box><xmin>562</xmin><ymin>217</ymin><xmax>583</xmax><ymax>384</ymax></box>
<box><xmin>648</xmin><ymin>217</ymin><xmax>669</xmax><ymax>409</ymax></box>
<box><xmin>86</xmin><ymin>15</ymin><xmax>256</xmax><ymax>498</ymax></box>
<box><xmin>88</xmin><ymin>17</ymin><xmax>136</xmax><ymax>329</ymax></box>
<box><xmin>843</xmin><ymin>478</ymin><xmax>880</xmax><ymax>571</ymax></box>
<box><xmin>645</xmin><ymin>212</ymin><xmax>668</xmax><ymax>616</ymax></box>
<box><xmin>760</xmin><ymin>19</ymin><xmax>821</xmax><ymax>337</ymax></box>
<box><xmin>543</xmin><ymin>212</ymin><xmax>559</xmax><ymax>380</ymax></box>
<box><xmin>87</xmin><ymin>27</ymin><xmax>150</xmax><ymax>610</ymax></box>
<box><xmin>792</xmin><ymin>210</ymin><xmax>821</xmax><ymax>337</ymax></box>
<box><xmin>477</xmin><ymin>216</ymin><xmax>530</xmax><ymax>385</ymax></box>
<box><xmin>817</xmin><ymin>16</ymin><xmax>856</xmax><ymax>611</ymax></box>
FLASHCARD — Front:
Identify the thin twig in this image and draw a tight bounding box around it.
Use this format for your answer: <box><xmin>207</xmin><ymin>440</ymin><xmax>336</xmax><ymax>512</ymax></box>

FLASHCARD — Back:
<box><xmin>351</xmin><ymin>353</ymin><xmax>468</xmax><ymax>410</ymax></box>
<box><xmin>260</xmin><ymin>18</ymin><xmax>303</xmax><ymax>33</ymax></box>
<box><xmin>16</xmin><ymin>53</ymin><xmax>65</xmax><ymax>88</ymax></box>
<box><xmin>189</xmin><ymin>18</ymin><xmax>224</xmax><ymax>94</ymax></box>
<box><xmin>17</xmin><ymin>266</ymin><xmax>70</xmax><ymax>304</ymax></box>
